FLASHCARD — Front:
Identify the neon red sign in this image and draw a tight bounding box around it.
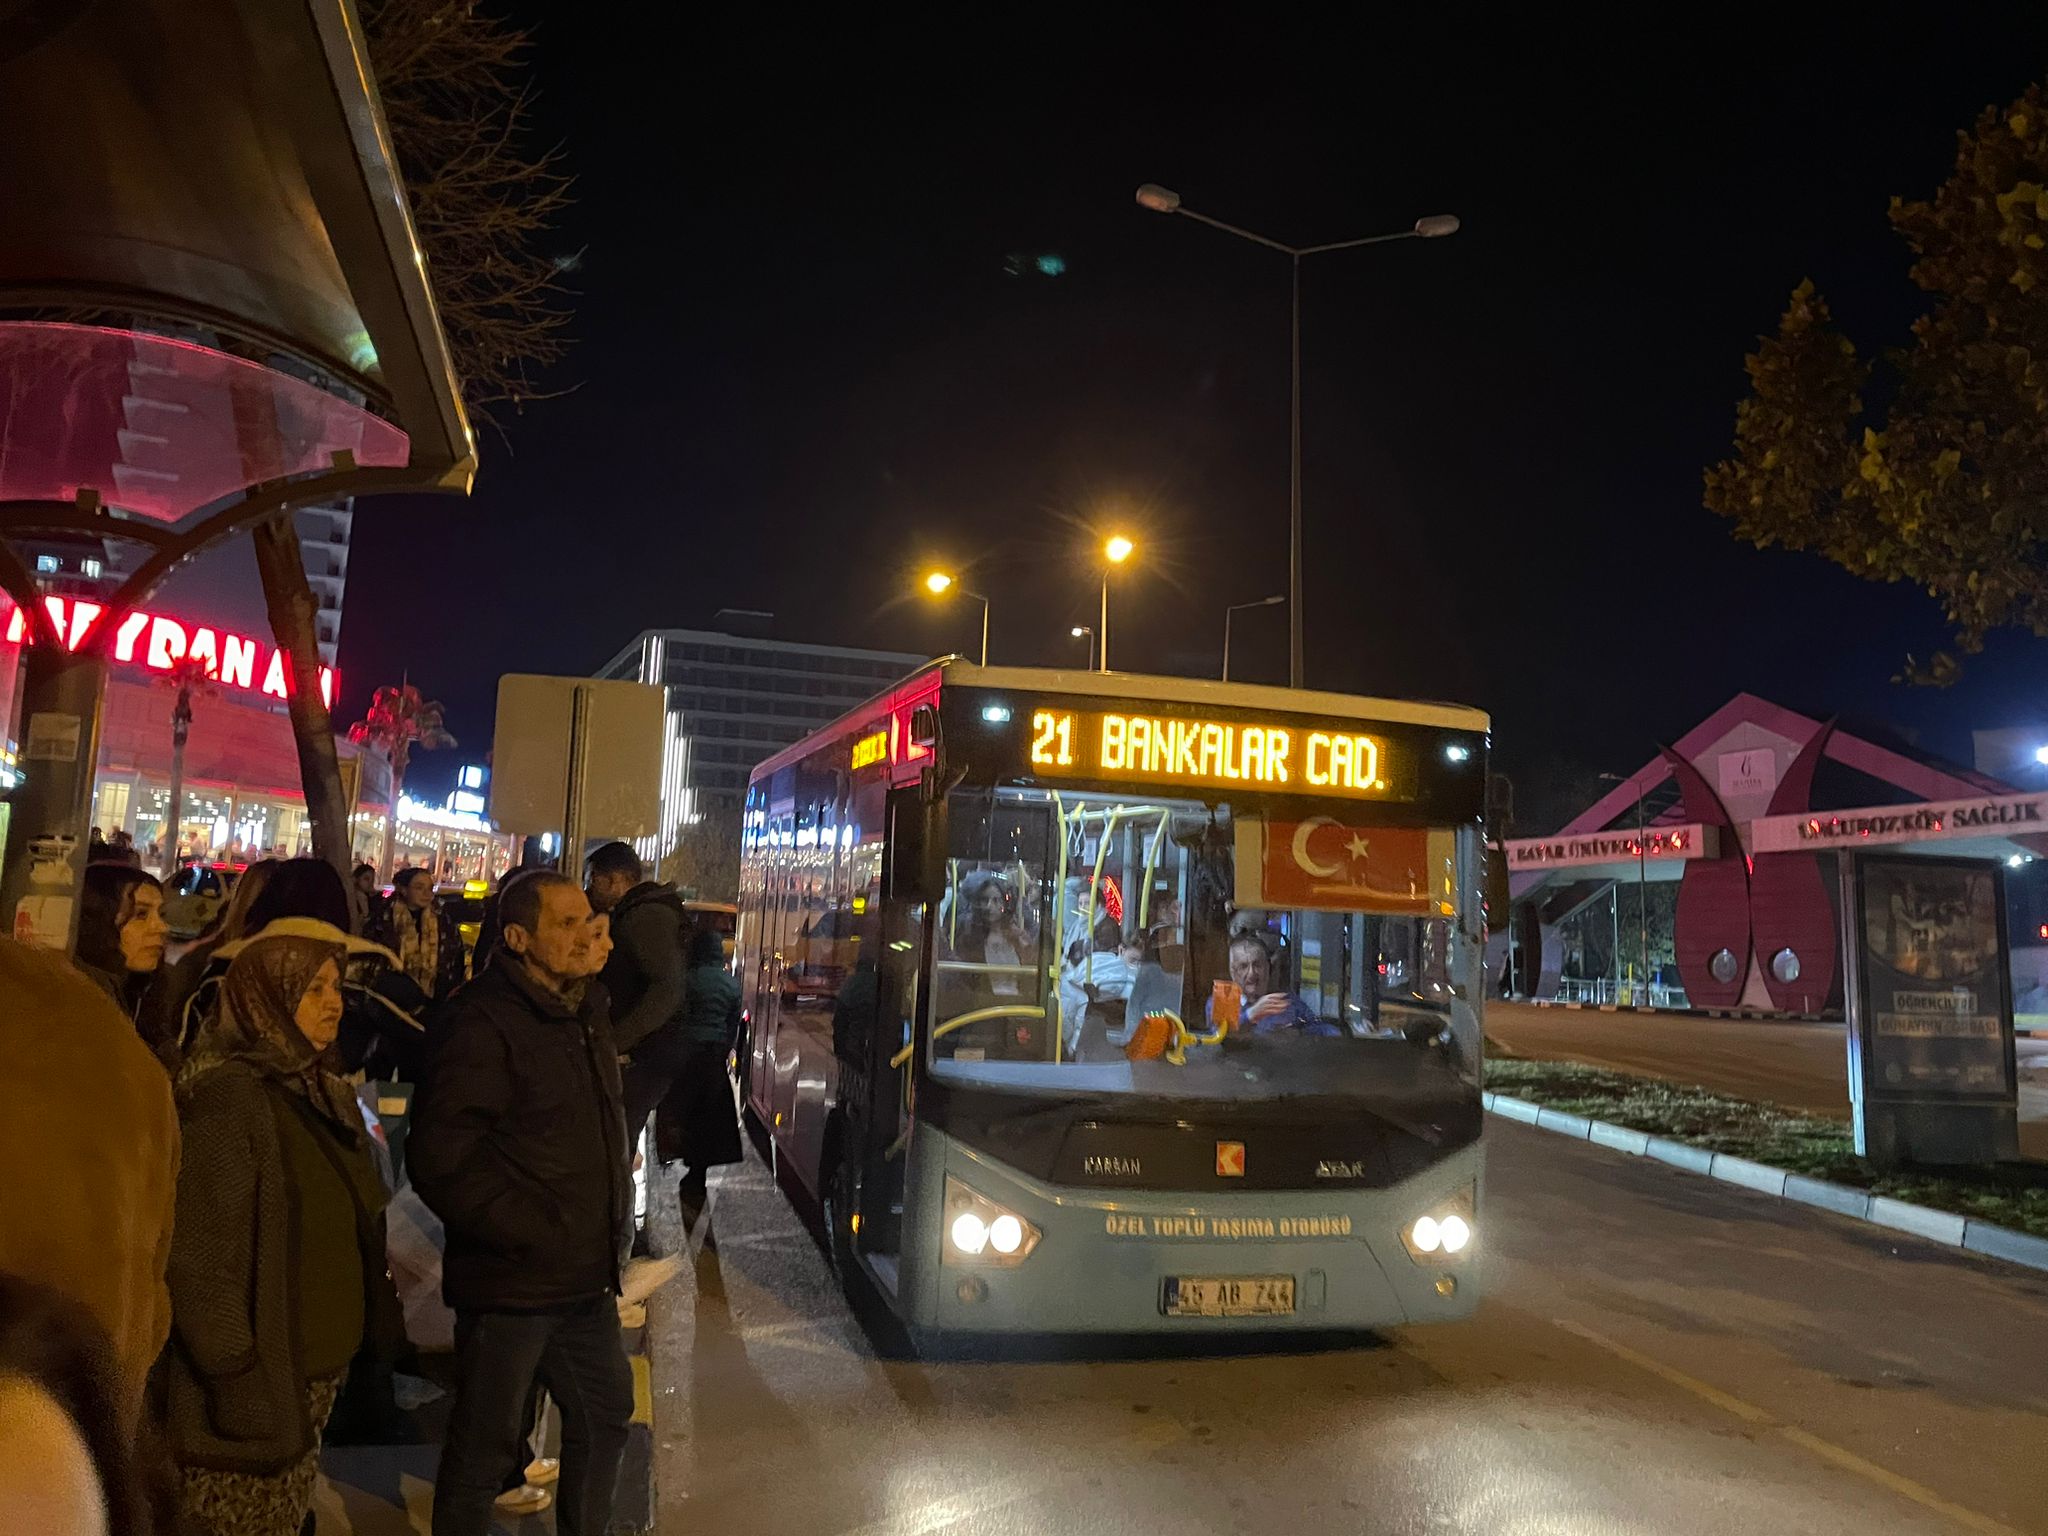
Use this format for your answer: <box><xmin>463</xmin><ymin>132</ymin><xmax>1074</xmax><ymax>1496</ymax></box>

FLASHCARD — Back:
<box><xmin>3</xmin><ymin>594</ymin><xmax>335</xmax><ymax>707</ymax></box>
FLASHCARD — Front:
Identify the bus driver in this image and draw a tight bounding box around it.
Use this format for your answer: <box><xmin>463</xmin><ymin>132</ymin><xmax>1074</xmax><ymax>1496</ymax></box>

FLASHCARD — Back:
<box><xmin>1210</xmin><ymin>929</ymin><xmax>1340</xmax><ymax>1037</ymax></box>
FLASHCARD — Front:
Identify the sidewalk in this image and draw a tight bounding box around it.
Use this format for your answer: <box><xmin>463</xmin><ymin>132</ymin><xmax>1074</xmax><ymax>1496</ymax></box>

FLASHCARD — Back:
<box><xmin>309</xmin><ymin>1183</ymin><xmax>663</xmax><ymax>1535</ymax></box>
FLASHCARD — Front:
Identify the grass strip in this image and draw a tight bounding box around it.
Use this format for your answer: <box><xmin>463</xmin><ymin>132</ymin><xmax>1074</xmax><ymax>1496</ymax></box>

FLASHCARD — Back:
<box><xmin>1484</xmin><ymin>1055</ymin><xmax>2048</xmax><ymax>1240</ymax></box>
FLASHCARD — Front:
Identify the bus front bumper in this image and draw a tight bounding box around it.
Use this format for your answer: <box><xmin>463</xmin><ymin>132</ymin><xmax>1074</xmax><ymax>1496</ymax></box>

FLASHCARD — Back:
<box><xmin>899</xmin><ymin>1131</ymin><xmax>1482</xmax><ymax>1335</ymax></box>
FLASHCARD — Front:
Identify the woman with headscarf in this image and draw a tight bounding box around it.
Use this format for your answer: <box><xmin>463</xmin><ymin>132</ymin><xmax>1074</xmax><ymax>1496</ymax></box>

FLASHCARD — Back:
<box><xmin>75</xmin><ymin>864</ymin><xmax>175</xmax><ymax>1068</ymax></box>
<box><xmin>177</xmin><ymin>858</ymin><xmax>427</xmax><ymax>1082</ymax></box>
<box><xmin>161</xmin><ymin>921</ymin><xmax>404</xmax><ymax>1536</ymax></box>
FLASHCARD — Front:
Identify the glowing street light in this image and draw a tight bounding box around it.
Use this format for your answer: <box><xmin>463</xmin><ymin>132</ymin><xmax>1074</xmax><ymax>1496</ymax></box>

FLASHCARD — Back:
<box><xmin>921</xmin><ymin>569</ymin><xmax>989</xmax><ymax>666</ymax></box>
<box><xmin>1070</xmin><ymin>624</ymin><xmax>1095</xmax><ymax>671</ymax></box>
<box><xmin>1099</xmin><ymin>535</ymin><xmax>1135</xmax><ymax>673</ymax></box>
<box><xmin>1135</xmin><ymin>183</ymin><xmax>1458</xmax><ymax>688</ymax></box>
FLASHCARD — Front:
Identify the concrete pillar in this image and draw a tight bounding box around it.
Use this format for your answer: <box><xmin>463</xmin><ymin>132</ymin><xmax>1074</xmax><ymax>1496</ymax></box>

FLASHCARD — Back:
<box><xmin>0</xmin><ymin>639</ymin><xmax>108</xmax><ymax>950</ymax></box>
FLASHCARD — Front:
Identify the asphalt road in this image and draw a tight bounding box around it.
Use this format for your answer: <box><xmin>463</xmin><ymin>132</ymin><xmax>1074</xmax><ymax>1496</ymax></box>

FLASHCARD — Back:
<box><xmin>1485</xmin><ymin>1000</ymin><xmax>2048</xmax><ymax>1159</ymax></box>
<box><xmin>646</xmin><ymin>1121</ymin><xmax>2048</xmax><ymax>1536</ymax></box>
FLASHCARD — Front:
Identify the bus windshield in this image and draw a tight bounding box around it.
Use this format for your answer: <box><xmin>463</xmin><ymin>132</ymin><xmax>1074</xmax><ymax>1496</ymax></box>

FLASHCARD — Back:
<box><xmin>930</xmin><ymin>785</ymin><xmax>1482</xmax><ymax>1101</ymax></box>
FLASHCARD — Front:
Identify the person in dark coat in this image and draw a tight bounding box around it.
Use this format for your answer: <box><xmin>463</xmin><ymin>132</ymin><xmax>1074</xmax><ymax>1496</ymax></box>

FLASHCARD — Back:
<box><xmin>654</xmin><ymin>925</ymin><xmax>744</xmax><ymax>1223</ymax></box>
<box><xmin>162</xmin><ymin>923</ymin><xmax>402</xmax><ymax>1536</ymax></box>
<box><xmin>407</xmin><ymin>872</ymin><xmax>633</xmax><ymax>1536</ymax></box>
<box><xmin>583</xmin><ymin>842</ymin><xmax>691</xmax><ymax>1157</ymax></box>
<box><xmin>372</xmin><ymin>867</ymin><xmax>467</xmax><ymax>1006</ymax></box>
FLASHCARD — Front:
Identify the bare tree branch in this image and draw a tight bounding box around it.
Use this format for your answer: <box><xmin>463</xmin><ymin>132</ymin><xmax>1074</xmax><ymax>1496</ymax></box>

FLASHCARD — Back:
<box><xmin>365</xmin><ymin>0</ymin><xmax>576</xmax><ymax>427</ymax></box>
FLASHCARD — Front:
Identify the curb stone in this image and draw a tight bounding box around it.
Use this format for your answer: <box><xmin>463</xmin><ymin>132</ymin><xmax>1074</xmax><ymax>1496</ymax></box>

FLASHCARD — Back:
<box><xmin>1535</xmin><ymin>1107</ymin><xmax>1594</xmax><ymax>1139</ymax></box>
<box><xmin>1782</xmin><ymin>1175</ymin><xmax>1870</xmax><ymax>1220</ymax></box>
<box><xmin>1486</xmin><ymin>1091</ymin><xmax>2048</xmax><ymax>1277</ymax></box>
<box><xmin>1644</xmin><ymin>1136</ymin><xmax>1715</xmax><ymax>1175</ymax></box>
<box><xmin>1708</xmin><ymin>1154</ymin><xmax>1787</xmax><ymax>1197</ymax></box>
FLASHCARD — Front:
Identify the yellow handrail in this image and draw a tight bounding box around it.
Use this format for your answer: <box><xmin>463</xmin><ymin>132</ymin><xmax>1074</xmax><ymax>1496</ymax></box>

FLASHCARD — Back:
<box><xmin>891</xmin><ymin>1004</ymin><xmax>1047</xmax><ymax>1068</ymax></box>
<box><xmin>1138</xmin><ymin>810</ymin><xmax>1170</xmax><ymax>930</ymax></box>
<box><xmin>1084</xmin><ymin>807</ymin><xmax>1126</xmax><ymax>986</ymax></box>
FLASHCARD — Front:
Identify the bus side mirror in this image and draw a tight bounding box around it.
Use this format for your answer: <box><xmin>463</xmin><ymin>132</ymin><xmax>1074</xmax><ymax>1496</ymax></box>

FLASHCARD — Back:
<box><xmin>908</xmin><ymin>704</ymin><xmax>938</xmax><ymax>751</ymax></box>
<box><xmin>888</xmin><ymin>789</ymin><xmax>931</xmax><ymax>905</ymax></box>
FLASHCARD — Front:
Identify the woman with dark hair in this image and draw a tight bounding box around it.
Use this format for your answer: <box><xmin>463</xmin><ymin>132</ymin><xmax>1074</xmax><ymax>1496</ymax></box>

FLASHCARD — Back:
<box><xmin>0</xmin><ymin>1273</ymin><xmax>159</xmax><ymax>1536</ymax></box>
<box><xmin>75</xmin><ymin>864</ymin><xmax>174</xmax><ymax>1066</ymax></box>
<box><xmin>163</xmin><ymin>924</ymin><xmax>403</xmax><ymax>1536</ymax></box>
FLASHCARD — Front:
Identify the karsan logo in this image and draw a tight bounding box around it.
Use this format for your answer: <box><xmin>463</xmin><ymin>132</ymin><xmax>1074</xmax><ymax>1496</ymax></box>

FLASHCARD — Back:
<box><xmin>1315</xmin><ymin>1159</ymin><xmax>1367</xmax><ymax>1179</ymax></box>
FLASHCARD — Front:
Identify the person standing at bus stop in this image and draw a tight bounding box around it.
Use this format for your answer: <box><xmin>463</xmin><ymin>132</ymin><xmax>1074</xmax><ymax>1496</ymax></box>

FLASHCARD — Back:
<box><xmin>583</xmin><ymin>843</ymin><xmax>693</xmax><ymax>1177</ymax></box>
<box><xmin>409</xmin><ymin>872</ymin><xmax>633</xmax><ymax>1536</ymax></box>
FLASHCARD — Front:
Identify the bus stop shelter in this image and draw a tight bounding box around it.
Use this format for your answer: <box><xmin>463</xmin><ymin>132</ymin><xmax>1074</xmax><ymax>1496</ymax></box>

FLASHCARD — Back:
<box><xmin>0</xmin><ymin>0</ymin><xmax>474</xmax><ymax>945</ymax></box>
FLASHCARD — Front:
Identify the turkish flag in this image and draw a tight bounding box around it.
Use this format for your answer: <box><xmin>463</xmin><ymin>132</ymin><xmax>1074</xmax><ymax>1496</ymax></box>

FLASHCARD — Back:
<box><xmin>1239</xmin><ymin>818</ymin><xmax>1452</xmax><ymax>914</ymax></box>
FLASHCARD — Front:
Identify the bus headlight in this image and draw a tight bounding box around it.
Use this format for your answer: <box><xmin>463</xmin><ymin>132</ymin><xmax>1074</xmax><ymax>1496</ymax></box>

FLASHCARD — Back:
<box><xmin>1400</xmin><ymin>1185</ymin><xmax>1476</xmax><ymax>1263</ymax></box>
<box><xmin>943</xmin><ymin>1177</ymin><xmax>1040</xmax><ymax>1266</ymax></box>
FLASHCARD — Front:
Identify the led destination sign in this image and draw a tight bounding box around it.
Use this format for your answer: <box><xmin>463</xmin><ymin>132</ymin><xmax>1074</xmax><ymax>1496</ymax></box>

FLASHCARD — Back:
<box><xmin>1028</xmin><ymin>708</ymin><xmax>1408</xmax><ymax>801</ymax></box>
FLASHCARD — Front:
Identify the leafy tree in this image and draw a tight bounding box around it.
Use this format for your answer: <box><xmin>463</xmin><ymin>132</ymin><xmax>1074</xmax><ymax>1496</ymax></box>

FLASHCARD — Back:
<box><xmin>1705</xmin><ymin>83</ymin><xmax>2048</xmax><ymax>682</ymax></box>
<box><xmin>659</xmin><ymin>807</ymin><xmax>744</xmax><ymax>905</ymax></box>
<box><xmin>349</xmin><ymin>684</ymin><xmax>457</xmax><ymax>874</ymax></box>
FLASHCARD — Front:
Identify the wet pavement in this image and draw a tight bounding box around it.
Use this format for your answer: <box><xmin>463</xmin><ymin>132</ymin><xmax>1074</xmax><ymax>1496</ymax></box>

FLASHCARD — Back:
<box><xmin>646</xmin><ymin>1119</ymin><xmax>2048</xmax><ymax>1535</ymax></box>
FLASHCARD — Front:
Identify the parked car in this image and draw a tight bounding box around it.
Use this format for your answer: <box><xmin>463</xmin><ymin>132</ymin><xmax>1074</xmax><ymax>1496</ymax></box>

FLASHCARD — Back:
<box><xmin>162</xmin><ymin>861</ymin><xmax>241</xmax><ymax>939</ymax></box>
<box><xmin>436</xmin><ymin>879</ymin><xmax>490</xmax><ymax>962</ymax></box>
<box><xmin>782</xmin><ymin>904</ymin><xmax>860</xmax><ymax>1001</ymax></box>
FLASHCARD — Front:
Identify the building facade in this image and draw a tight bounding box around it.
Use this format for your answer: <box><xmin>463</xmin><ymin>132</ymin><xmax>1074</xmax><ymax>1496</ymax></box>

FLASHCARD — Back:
<box><xmin>596</xmin><ymin>623</ymin><xmax>925</xmax><ymax>858</ymax></box>
<box><xmin>19</xmin><ymin>503</ymin><xmax>353</xmax><ymax>665</ymax></box>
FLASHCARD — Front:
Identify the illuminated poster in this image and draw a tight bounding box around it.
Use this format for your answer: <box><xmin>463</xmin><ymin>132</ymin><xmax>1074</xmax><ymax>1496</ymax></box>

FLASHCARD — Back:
<box><xmin>1855</xmin><ymin>856</ymin><xmax>2013</xmax><ymax>1098</ymax></box>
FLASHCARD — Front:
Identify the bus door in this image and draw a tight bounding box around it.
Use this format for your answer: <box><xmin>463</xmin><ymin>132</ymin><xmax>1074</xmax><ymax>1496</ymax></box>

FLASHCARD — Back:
<box><xmin>844</xmin><ymin>786</ymin><xmax>929</xmax><ymax>1262</ymax></box>
<box><xmin>746</xmin><ymin>807</ymin><xmax>795</xmax><ymax>1121</ymax></box>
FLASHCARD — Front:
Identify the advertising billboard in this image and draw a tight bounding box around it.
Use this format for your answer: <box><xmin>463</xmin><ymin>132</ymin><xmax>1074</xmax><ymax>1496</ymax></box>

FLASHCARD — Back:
<box><xmin>1847</xmin><ymin>854</ymin><xmax>2019</xmax><ymax>1164</ymax></box>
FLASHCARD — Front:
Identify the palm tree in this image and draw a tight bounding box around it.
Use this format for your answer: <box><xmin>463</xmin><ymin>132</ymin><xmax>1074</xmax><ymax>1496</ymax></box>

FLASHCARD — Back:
<box><xmin>158</xmin><ymin>655</ymin><xmax>218</xmax><ymax>878</ymax></box>
<box><xmin>349</xmin><ymin>684</ymin><xmax>457</xmax><ymax>876</ymax></box>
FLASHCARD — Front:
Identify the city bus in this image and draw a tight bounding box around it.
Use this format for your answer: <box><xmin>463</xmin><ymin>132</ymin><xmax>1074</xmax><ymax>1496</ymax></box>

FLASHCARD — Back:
<box><xmin>735</xmin><ymin>661</ymin><xmax>1488</xmax><ymax>1341</ymax></box>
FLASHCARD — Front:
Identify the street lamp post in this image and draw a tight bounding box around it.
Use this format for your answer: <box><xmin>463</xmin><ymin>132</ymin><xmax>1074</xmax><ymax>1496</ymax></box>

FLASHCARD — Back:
<box><xmin>1222</xmin><ymin>594</ymin><xmax>1285</xmax><ymax>683</ymax></box>
<box><xmin>1100</xmin><ymin>534</ymin><xmax>1134</xmax><ymax>673</ymax></box>
<box><xmin>1598</xmin><ymin>770</ymin><xmax>1652</xmax><ymax>1002</ymax></box>
<box><xmin>922</xmin><ymin>570</ymin><xmax>989</xmax><ymax>666</ymax></box>
<box><xmin>1069</xmin><ymin>625</ymin><xmax>1095</xmax><ymax>672</ymax></box>
<box><xmin>1136</xmin><ymin>183</ymin><xmax>1459</xmax><ymax>689</ymax></box>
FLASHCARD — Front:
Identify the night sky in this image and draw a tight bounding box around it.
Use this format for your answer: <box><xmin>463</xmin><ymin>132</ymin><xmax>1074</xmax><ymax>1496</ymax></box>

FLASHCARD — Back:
<box><xmin>322</xmin><ymin>10</ymin><xmax>2048</xmax><ymax>825</ymax></box>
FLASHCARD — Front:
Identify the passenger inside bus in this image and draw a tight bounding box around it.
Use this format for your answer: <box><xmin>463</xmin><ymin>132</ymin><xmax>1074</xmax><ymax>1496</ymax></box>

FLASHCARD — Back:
<box><xmin>1060</xmin><ymin>915</ymin><xmax>1137</xmax><ymax>1058</ymax></box>
<box><xmin>1209</xmin><ymin>927</ymin><xmax>1339</xmax><ymax>1037</ymax></box>
<box><xmin>935</xmin><ymin>867</ymin><xmax>1042</xmax><ymax>1056</ymax></box>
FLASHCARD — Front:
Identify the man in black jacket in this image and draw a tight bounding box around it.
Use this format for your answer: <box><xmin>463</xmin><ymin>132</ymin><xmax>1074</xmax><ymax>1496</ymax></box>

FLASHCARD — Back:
<box><xmin>584</xmin><ymin>842</ymin><xmax>691</xmax><ymax>1158</ymax></box>
<box><xmin>409</xmin><ymin>871</ymin><xmax>632</xmax><ymax>1536</ymax></box>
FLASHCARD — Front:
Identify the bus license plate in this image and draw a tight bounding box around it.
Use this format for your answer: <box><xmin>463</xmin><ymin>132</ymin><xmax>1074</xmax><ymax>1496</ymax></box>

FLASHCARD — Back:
<box><xmin>1163</xmin><ymin>1276</ymin><xmax>1295</xmax><ymax>1318</ymax></box>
